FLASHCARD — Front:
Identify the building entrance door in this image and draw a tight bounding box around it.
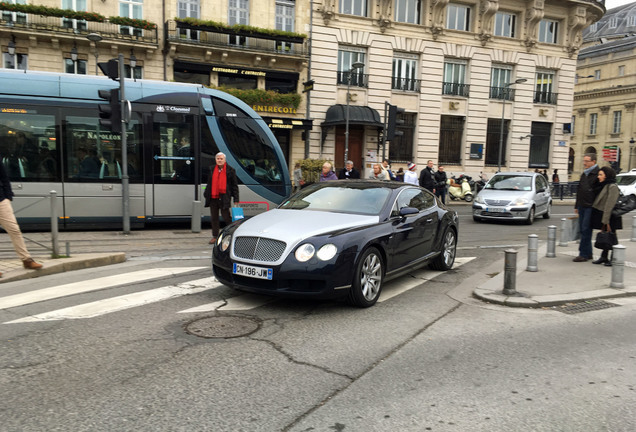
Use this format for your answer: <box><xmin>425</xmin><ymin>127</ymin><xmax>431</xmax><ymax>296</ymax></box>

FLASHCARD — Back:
<box><xmin>335</xmin><ymin>125</ymin><xmax>364</xmax><ymax>173</ymax></box>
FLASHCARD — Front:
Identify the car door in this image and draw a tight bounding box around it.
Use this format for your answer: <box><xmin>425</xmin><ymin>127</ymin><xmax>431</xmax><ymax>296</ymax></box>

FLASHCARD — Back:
<box><xmin>534</xmin><ymin>175</ymin><xmax>549</xmax><ymax>214</ymax></box>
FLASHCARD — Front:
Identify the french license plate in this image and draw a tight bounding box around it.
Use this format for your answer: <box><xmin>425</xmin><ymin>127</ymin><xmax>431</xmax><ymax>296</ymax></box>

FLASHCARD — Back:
<box><xmin>486</xmin><ymin>207</ymin><xmax>505</xmax><ymax>213</ymax></box>
<box><xmin>233</xmin><ymin>263</ymin><xmax>273</xmax><ymax>280</ymax></box>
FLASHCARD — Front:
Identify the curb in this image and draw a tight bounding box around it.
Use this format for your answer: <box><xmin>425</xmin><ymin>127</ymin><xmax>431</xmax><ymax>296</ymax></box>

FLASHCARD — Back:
<box><xmin>473</xmin><ymin>286</ymin><xmax>636</xmax><ymax>308</ymax></box>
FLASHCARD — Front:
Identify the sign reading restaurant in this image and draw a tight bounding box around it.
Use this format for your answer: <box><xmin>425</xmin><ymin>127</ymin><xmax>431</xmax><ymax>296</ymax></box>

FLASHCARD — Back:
<box><xmin>211</xmin><ymin>66</ymin><xmax>267</xmax><ymax>77</ymax></box>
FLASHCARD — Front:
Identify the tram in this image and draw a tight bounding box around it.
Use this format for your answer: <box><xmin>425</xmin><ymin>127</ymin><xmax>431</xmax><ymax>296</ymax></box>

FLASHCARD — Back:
<box><xmin>0</xmin><ymin>69</ymin><xmax>291</xmax><ymax>229</ymax></box>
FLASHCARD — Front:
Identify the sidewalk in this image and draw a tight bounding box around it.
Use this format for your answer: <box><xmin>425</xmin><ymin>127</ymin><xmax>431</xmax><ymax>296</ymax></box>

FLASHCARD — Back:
<box><xmin>474</xmin><ymin>235</ymin><xmax>636</xmax><ymax>308</ymax></box>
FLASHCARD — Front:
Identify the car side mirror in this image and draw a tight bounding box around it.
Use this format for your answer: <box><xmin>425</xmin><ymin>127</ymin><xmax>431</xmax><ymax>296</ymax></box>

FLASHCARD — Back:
<box><xmin>399</xmin><ymin>207</ymin><xmax>419</xmax><ymax>217</ymax></box>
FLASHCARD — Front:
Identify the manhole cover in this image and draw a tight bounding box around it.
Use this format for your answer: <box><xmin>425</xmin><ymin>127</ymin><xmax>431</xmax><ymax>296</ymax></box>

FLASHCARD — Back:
<box><xmin>185</xmin><ymin>316</ymin><xmax>260</xmax><ymax>338</ymax></box>
<box><xmin>556</xmin><ymin>300</ymin><xmax>620</xmax><ymax>314</ymax></box>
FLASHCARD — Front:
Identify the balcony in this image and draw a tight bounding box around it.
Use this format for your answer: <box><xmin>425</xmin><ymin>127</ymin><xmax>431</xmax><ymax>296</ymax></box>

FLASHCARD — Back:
<box><xmin>337</xmin><ymin>71</ymin><xmax>369</xmax><ymax>88</ymax></box>
<box><xmin>166</xmin><ymin>20</ymin><xmax>308</xmax><ymax>57</ymax></box>
<box><xmin>490</xmin><ymin>86</ymin><xmax>516</xmax><ymax>101</ymax></box>
<box><xmin>442</xmin><ymin>82</ymin><xmax>470</xmax><ymax>97</ymax></box>
<box><xmin>534</xmin><ymin>91</ymin><xmax>558</xmax><ymax>105</ymax></box>
<box><xmin>0</xmin><ymin>13</ymin><xmax>158</xmax><ymax>46</ymax></box>
<box><xmin>392</xmin><ymin>77</ymin><xmax>421</xmax><ymax>92</ymax></box>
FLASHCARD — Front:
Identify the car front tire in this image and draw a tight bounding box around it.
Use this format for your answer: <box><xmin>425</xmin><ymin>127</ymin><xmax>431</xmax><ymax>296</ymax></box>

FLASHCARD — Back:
<box><xmin>543</xmin><ymin>203</ymin><xmax>551</xmax><ymax>219</ymax></box>
<box><xmin>429</xmin><ymin>228</ymin><xmax>457</xmax><ymax>271</ymax></box>
<box><xmin>348</xmin><ymin>247</ymin><xmax>383</xmax><ymax>308</ymax></box>
<box><xmin>525</xmin><ymin>206</ymin><xmax>535</xmax><ymax>225</ymax></box>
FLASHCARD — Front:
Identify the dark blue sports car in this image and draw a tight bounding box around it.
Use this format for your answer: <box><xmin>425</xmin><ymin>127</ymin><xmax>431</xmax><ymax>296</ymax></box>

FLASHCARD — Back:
<box><xmin>212</xmin><ymin>180</ymin><xmax>459</xmax><ymax>307</ymax></box>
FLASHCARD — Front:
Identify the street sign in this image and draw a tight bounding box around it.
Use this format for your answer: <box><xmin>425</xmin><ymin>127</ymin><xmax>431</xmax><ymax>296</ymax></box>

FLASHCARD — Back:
<box><xmin>602</xmin><ymin>145</ymin><xmax>619</xmax><ymax>162</ymax></box>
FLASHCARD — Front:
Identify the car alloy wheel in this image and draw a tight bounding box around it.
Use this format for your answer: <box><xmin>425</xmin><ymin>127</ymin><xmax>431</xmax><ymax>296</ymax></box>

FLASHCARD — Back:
<box><xmin>430</xmin><ymin>229</ymin><xmax>456</xmax><ymax>271</ymax></box>
<box><xmin>543</xmin><ymin>203</ymin><xmax>551</xmax><ymax>219</ymax></box>
<box><xmin>525</xmin><ymin>206</ymin><xmax>535</xmax><ymax>225</ymax></box>
<box><xmin>348</xmin><ymin>247</ymin><xmax>383</xmax><ymax>308</ymax></box>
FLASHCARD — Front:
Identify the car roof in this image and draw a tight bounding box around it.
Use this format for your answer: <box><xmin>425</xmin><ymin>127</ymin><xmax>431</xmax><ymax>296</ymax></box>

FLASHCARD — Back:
<box><xmin>491</xmin><ymin>172</ymin><xmax>538</xmax><ymax>177</ymax></box>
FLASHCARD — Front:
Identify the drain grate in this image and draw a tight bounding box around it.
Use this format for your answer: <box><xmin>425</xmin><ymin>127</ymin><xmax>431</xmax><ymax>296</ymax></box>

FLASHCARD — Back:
<box><xmin>555</xmin><ymin>300</ymin><xmax>620</xmax><ymax>314</ymax></box>
<box><xmin>185</xmin><ymin>315</ymin><xmax>261</xmax><ymax>338</ymax></box>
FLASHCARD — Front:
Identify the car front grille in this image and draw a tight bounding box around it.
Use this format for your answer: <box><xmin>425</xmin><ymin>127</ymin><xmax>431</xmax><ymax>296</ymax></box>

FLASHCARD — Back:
<box><xmin>234</xmin><ymin>236</ymin><xmax>287</xmax><ymax>262</ymax></box>
<box><xmin>484</xmin><ymin>199</ymin><xmax>511</xmax><ymax>206</ymax></box>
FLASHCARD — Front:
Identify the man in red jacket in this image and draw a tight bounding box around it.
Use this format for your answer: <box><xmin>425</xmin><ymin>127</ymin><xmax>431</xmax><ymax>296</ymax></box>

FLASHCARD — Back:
<box><xmin>204</xmin><ymin>152</ymin><xmax>239</xmax><ymax>244</ymax></box>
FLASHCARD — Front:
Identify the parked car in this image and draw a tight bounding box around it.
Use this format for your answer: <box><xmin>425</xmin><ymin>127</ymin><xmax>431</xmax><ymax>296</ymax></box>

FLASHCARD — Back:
<box><xmin>212</xmin><ymin>180</ymin><xmax>459</xmax><ymax>308</ymax></box>
<box><xmin>472</xmin><ymin>171</ymin><xmax>552</xmax><ymax>224</ymax></box>
<box><xmin>616</xmin><ymin>168</ymin><xmax>636</xmax><ymax>198</ymax></box>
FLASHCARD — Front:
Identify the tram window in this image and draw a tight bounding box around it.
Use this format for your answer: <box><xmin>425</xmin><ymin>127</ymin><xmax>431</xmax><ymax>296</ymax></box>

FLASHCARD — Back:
<box><xmin>0</xmin><ymin>108</ymin><xmax>59</xmax><ymax>181</ymax></box>
<box><xmin>212</xmin><ymin>99</ymin><xmax>283</xmax><ymax>186</ymax></box>
<box><xmin>200</xmin><ymin>121</ymin><xmax>220</xmax><ymax>185</ymax></box>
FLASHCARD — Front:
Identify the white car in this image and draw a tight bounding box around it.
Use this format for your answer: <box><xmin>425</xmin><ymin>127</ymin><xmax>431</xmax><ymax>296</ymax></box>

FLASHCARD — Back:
<box><xmin>616</xmin><ymin>169</ymin><xmax>636</xmax><ymax>198</ymax></box>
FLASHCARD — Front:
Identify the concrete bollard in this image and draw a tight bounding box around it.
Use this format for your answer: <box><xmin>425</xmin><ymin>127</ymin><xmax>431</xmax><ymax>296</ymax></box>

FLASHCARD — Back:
<box><xmin>65</xmin><ymin>241</ymin><xmax>71</xmax><ymax>257</ymax></box>
<box><xmin>559</xmin><ymin>217</ymin><xmax>569</xmax><ymax>247</ymax></box>
<box><xmin>610</xmin><ymin>244</ymin><xmax>626</xmax><ymax>289</ymax></box>
<box><xmin>527</xmin><ymin>234</ymin><xmax>538</xmax><ymax>272</ymax></box>
<box><xmin>631</xmin><ymin>215</ymin><xmax>636</xmax><ymax>242</ymax></box>
<box><xmin>546</xmin><ymin>225</ymin><xmax>557</xmax><ymax>257</ymax></box>
<box><xmin>502</xmin><ymin>249</ymin><xmax>518</xmax><ymax>295</ymax></box>
<box><xmin>191</xmin><ymin>200</ymin><xmax>202</xmax><ymax>233</ymax></box>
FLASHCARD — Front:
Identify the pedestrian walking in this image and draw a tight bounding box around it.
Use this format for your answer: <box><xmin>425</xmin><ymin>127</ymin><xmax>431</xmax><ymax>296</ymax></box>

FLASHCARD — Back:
<box><xmin>419</xmin><ymin>160</ymin><xmax>436</xmax><ymax>192</ymax></box>
<box><xmin>434</xmin><ymin>165</ymin><xmax>448</xmax><ymax>204</ymax></box>
<box><xmin>404</xmin><ymin>163</ymin><xmax>418</xmax><ymax>185</ymax></box>
<box><xmin>591</xmin><ymin>166</ymin><xmax>622</xmax><ymax>266</ymax></box>
<box><xmin>204</xmin><ymin>152</ymin><xmax>239</xmax><ymax>245</ymax></box>
<box><xmin>0</xmin><ymin>162</ymin><xmax>43</xmax><ymax>276</ymax></box>
<box><xmin>573</xmin><ymin>153</ymin><xmax>602</xmax><ymax>262</ymax></box>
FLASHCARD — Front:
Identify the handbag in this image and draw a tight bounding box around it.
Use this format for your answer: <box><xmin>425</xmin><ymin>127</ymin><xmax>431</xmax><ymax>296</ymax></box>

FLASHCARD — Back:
<box><xmin>231</xmin><ymin>206</ymin><xmax>244</xmax><ymax>222</ymax></box>
<box><xmin>594</xmin><ymin>230</ymin><xmax>618</xmax><ymax>250</ymax></box>
<box><xmin>612</xmin><ymin>192</ymin><xmax>636</xmax><ymax>217</ymax></box>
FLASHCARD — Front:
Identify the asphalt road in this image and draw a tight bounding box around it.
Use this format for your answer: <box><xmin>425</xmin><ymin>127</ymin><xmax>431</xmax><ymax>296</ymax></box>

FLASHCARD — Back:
<box><xmin>2</xmin><ymin>203</ymin><xmax>635</xmax><ymax>432</ymax></box>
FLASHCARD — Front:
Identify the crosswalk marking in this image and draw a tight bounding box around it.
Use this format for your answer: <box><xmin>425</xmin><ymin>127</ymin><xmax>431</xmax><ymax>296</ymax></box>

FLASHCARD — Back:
<box><xmin>5</xmin><ymin>277</ymin><xmax>218</xmax><ymax>323</ymax></box>
<box><xmin>0</xmin><ymin>267</ymin><xmax>205</xmax><ymax>310</ymax></box>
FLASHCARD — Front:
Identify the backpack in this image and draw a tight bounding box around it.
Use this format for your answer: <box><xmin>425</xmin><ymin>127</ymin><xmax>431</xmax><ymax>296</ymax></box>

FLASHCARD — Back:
<box><xmin>612</xmin><ymin>191</ymin><xmax>636</xmax><ymax>217</ymax></box>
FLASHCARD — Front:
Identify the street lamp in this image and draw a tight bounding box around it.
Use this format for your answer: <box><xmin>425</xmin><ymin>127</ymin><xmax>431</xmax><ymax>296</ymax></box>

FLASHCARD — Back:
<box><xmin>629</xmin><ymin>137</ymin><xmax>636</xmax><ymax>170</ymax></box>
<box><xmin>7</xmin><ymin>35</ymin><xmax>15</xmax><ymax>56</ymax></box>
<box><xmin>130</xmin><ymin>49</ymin><xmax>137</xmax><ymax>82</ymax></box>
<box><xmin>86</xmin><ymin>32</ymin><xmax>103</xmax><ymax>75</ymax></box>
<box><xmin>344</xmin><ymin>61</ymin><xmax>365</xmax><ymax>165</ymax></box>
<box><xmin>497</xmin><ymin>78</ymin><xmax>527</xmax><ymax>172</ymax></box>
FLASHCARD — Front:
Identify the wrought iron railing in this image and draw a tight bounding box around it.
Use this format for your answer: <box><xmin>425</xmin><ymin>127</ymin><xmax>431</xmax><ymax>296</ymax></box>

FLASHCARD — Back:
<box><xmin>534</xmin><ymin>91</ymin><xmax>558</xmax><ymax>105</ymax></box>
<box><xmin>392</xmin><ymin>77</ymin><xmax>421</xmax><ymax>92</ymax></box>
<box><xmin>489</xmin><ymin>86</ymin><xmax>516</xmax><ymax>101</ymax></box>
<box><xmin>442</xmin><ymin>82</ymin><xmax>470</xmax><ymax>97</ymax></box>
<box><xmin>337</xmin><ymin>71</ymin><xmax>369</xmax><ymax>88</ymax></box>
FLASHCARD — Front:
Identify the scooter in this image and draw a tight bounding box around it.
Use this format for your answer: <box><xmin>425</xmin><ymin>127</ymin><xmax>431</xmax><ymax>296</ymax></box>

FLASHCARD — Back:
<box><xmin>447</xmin><ymin>174</ymin><xmax>473</xmax><ymax>202</ymax></box>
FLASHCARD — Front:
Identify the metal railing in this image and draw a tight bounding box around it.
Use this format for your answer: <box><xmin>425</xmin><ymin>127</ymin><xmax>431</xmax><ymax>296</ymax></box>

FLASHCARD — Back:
<box><xmin>442</xmin><ymin>82</ymin><xmax>470</xmax><ymax>97</ymax></box>
<box><xmin>392</xmin><ymin>77</ymin><xmax>421</xmax><ymax>92</ymax></box>
<box><xmin>551</xmin><ymin>182</ymin><xmax>579</xmax><ymax>200</ymax></box>
<box><xmin>337</xmin><ymin>71</ymin><xmax>369</xmax><ymax>88</ymax></box>
<box><xmin>12</xmin><ymin>191</ymin><xmax>60</xmax><ymax>257</ymax></box>
<box><xmin>534</xmin><ymin>91</ymin><xmax>558</xmax><ymax>105</ymax></box>
<box><xmin>489</xmin><ymin>86</ymin><xmax>516</xmax><ymax>101</ymax></box>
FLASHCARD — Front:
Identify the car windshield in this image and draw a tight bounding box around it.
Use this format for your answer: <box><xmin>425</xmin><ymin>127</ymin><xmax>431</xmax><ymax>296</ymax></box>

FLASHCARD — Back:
<box><xmin>616</xmin><ymin>175</ymin><xmax>636</xmax><ymax>186</ymax></box>
<box><xmin>485</xmin><ymin>175</ymin><xmax>533</xmax><ymax>191</ymax></box>
<box><xmin>280</xmin><ymin>183</ymin><xmax>392</xmax><ymax>215</ymax></box>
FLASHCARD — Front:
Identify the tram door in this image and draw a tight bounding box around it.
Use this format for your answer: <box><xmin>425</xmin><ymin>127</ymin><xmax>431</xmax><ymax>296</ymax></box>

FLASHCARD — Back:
<box><xmin>149</xmin><ymin>110</ymin><xmax>198</xmax><ymax>217</ymax></box>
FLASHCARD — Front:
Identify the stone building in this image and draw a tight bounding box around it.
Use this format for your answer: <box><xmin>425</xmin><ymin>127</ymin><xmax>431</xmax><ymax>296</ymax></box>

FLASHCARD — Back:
<box><xmin>572</xmin><ymin>1</ymin><xmax>636</xmax><ymax>176</ymax></box>
<box><xmin>306</xmin><ymin>0</ymin><xmax>605</xmax><ymax>179</ymax></box>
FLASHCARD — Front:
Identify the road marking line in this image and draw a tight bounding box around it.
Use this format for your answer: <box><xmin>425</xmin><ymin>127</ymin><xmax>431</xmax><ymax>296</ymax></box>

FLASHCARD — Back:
<box><xmin>0</xmin><ymin>267</ymin><xmax>205</xmax><ymax>310</ymax></box>
<box><xmin>178</xmin><ymin>293</ymin><xmax>275</xmax><ymax>313</ymax></box>
<box><xmin>4</xmin><ymin>277</ymin><xmax>219</xmax><ymax>323</ymax></box>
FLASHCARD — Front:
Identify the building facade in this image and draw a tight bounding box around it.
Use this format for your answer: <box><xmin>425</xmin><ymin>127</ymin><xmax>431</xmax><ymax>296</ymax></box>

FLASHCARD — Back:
<box><xmin>572</xmin><ymin>1</ymin><xmax>636</xmax><ymax>176</ymax></box>
<box><xmin>307</xmin><ymin>0</ymin><xmax>605</xmax><ymax>180</ymax></box>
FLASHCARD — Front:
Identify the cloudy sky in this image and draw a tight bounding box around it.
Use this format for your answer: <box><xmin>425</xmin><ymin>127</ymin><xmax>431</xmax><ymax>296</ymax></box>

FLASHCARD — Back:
<box><xmin>605</xmin><ymin>0</ymin><xmax>635</xmax><ymax>9</ymax></box>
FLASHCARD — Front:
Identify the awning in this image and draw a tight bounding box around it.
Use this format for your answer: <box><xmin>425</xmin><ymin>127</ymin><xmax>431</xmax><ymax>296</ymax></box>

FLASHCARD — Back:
<box><xmin>261</xmin><ymin>117</ymin><xmax>313</xmax><ymax>130</ymax></box>
<box><xmin>321</xmin><ymin>104</ymin><xmax>384</xmax><ymax>128</ymax></box>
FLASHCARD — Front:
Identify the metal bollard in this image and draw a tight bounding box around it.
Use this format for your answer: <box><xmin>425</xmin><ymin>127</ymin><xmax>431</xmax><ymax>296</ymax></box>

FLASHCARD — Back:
<box><xmin>610</xmin><ymin>244</ymin><xmax>626</xmax><ymax>289</ymax></box>
<box><xmin>631</xmin><ymin>215</ymin><xmax>636</xmax><ymax>242</ymax></box>
<box><xmin>546</xmin><ymin>225</ymin><xmax>557</xmax><ymax>257</ymax></box>
<box><xmin>50</xmin><ymin>190</ymin><xmax>59</xmax><ymax>257</ymax></box>
<box><xmin>559</xmin><ymin>218</ymin><xmax>569</xmax><ymax>247</ymax></box>
<box><xmin>191</xmin><ymin>200</ymin><xmax>202</xmax><ymax>233</ymax></box>
<box><xmin>65</xmin><ymin>241</ymin><xmax>71</xmax><ymax>257</ymax></box>
<box><xmin>527</xmin><ymin>234</ymin><xmax>538</xmax><ymax>272</ymax></box>
<box><xmin>502</xmin><ymin>249</ymin><xmax>518</xmax><ymax>295</ymax></box>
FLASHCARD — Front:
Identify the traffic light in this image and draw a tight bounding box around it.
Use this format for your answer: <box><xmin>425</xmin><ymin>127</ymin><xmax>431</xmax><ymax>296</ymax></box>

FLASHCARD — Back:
<box><xmin>98</xmin><ymin>88</ymin><xmax>121</xmax><ymax>133</ymax></box>
<box><xmin>98</xmin><ymin>59</ymin><xmax>119</xmax><ymax>81</ymax></box>
<box><xmin>386</xmin><ymin>103</ymin><xmax>405</xmax><ymax>141</ymax></box>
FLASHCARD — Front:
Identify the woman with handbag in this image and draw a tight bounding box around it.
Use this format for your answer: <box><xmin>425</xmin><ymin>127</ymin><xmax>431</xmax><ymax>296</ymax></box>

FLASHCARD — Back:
<box><xmin>591</xmin><ymin>166</ymin><xmax>622</xmax><ymax>266</ymax></box>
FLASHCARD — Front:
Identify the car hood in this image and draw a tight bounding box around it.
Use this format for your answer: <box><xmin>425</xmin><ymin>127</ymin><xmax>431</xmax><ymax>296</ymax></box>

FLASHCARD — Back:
<box><xmin>478</xmin><ymin>189</ymin><xmax>536</xmax><ymax>201</ymax></box>
<box><xmin>234</xmin><ymin>209</ymin><xmax>380</xmax><ymax>242</ymax></box>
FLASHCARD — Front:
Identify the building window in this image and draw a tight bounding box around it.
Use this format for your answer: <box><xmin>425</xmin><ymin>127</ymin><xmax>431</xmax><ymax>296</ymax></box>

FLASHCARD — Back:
<box><xmin>608</xmin><ymin>17</ymin><xmax>618</xmax><ymax>29</ymax></box>
<box><xmin>589</xmin><ymin>113</ymin><xmax>597</xmax><ymax>135</ymax></box>
<box><xmin>490</xmin><ymin>66</ymin><xmax>513</xmax><ymax>100</ymax></box>
<box><xmin>534</xmin><ymin>70</ymin><xmax>557</xmax><ymax>104</ymax></box>
<box><xmin>572</xmin><ymin>115</ymin><xmax>576</xmax><ymax>135</ymax></box>
<box><xmin>613</xmin><ymin>111</ymin><xmax>622</xmax><ymax>134</ymax></box>
<box><xmin>62</xmin><ymin>0</ymin><xmax>87</xmax><ymax>31</ymax></box>
<box><xmin>337</xmin><ymin>47</ymin><xmax>366</xmax><ymax>87</ymax></box>
<box><xmin>275</xmin><ymin>0</ymin><xmax>295</xmax><ymax>51</ymax></box>
<box><xmin>629</xmin><ymin>15</ymin><xmax>636</xmax><ymax>27</ymax></box>
<box><xmin>528</xmin><ymin>122</ymin><xmax>551</xmax><ymax>168</ymax></box>
<box><xmin>443</xmin><ymin>60</ymin><xmax>468</xmax><ymax>97</ymax></box>
<box><xmin>392</xmin><ymin>55</ymin><xmax>419</xmax><ymax>92</ymax></box>
<box><xmin>65</xmin><ymin>58</ymin><xmax>87</xmax><ymax>74</ymax></box>
<box><xmin>266</xmin><ymin>76</ymin><xmax>297</xmax><ymax>94</ymax></box>
<box><xmin>446</xmin><ymin>3</ymin><xmax>470</xmax><ymax>31</ymax></box>
<box><xmin>618</xmin><ymin>65</ymin><xmax>625</xmax><ymax>76</ymax></box>
<box><xmin>340</xmin><ymin>0</ymin><xmax>367</xmax><ymax>17</ymax></box>
<box><xmin>119</xmin><ymin>0</ymin><xmax>143</xmax><ymax>36</ymax></box>
<box><xmin>538</xmin><ymin>19</ymin><xmax>558</xmax><ymax>44</ymax></box>
<box><xmin>494</xmin><ymin>11</ymin><xmax>516</xmax><ymax>38</ymax></box>
<box><xmin>218</xmin><ymin>73</ymin><xmax>257</xmax><ymax>90</ymax></box>
<box><xmin>395</xmin><ymin>0</ymin><xmax>421</xmax><ymax>24</ymax></box>
<box><xmin>229</xmin><ymin>0</ymin><xmax>249</xmax><ymax>45</ymax></box>
<box><xmin>124</xmin><ymin>64</ymin><xmax>142</xmax><ymax>79</ymax></box>
<box><xmin>3</xmin><ymin>52</ymin><xmax>27</xmax><ymax>70</ymax></box>
<box><xmin>2</xmin><ymin>0</ymin><xmax>27</xmax><ymax>24</ymax></box>
<box><xmin>589</xmin><ymin>22</ymin><xmax>597</xmax><ymax>32</ymax></box>
<box><xmin>594</xmin><ymin>69</ymin><xmax>601</xmax><ymax>80</ymax></box>
<box><xmin>485</xmin><ymin>119</ymin><xmax>510</xmax><ymax>166</ymax></box>
<box><xmin>438</xmin><ymin>115</ymin><xmax>464</xmax><ymax>165</ymax></box>
<box><xmin>389</xmin><ymin>113</ymin><xmax>415</xmax><ymax>162</ymax></box>
<box><xmin>178</xmin><ymin>0</ymin><xmax>200</xmax><ymax>40</ymax></box>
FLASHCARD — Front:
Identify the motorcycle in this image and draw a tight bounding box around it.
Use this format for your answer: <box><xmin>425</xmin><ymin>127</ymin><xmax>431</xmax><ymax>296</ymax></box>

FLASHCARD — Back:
<box><xmin>474</xmin><ymin>172</ymin><xmax>488</xmax><ymax>193</ymax></box>
<box><xmin>447</xmin><ymin>174</ymin><xmax>474</xmax><ymax>202</ymax></box>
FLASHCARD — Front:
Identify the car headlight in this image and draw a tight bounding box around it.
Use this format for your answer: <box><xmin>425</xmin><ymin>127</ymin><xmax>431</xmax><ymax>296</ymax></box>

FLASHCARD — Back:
<box><xmin>474</xmin><ymin>195</ymin><xmax>485</xmax><ymax>204</ymax></box>
<box><xmin>295</xmin><ymin>243</ymin><xmax>315</xmax><ymax>262</ymax></box>
<box><xmin>316</xmin><ymin>244</ymin><xmax>337</xmax><ymax>261</ymax></box>
<box><xmin>220</xmin><ymin>234</ymin><xmax>231</xmax><ymax>252</ymax></box>
<box><xmin>513</xmin><ymin>198</ymin><xmax>530</xmax><ymax>206</ymax></box>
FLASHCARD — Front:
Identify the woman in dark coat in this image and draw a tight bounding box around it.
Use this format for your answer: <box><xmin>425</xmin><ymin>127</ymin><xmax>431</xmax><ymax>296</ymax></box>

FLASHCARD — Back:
<box><xmin>204</xmin><ymin>152</ymin><xmax>239</xmax><ymax>244</ymax></box>
<box><xmin>591</xmin><ymin>166</ymin><xmax>622</xmax><ymax>266</ymax></box>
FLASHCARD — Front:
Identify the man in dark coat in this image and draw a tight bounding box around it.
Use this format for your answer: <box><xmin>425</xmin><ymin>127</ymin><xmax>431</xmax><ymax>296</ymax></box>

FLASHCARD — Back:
<box><xmin>204</xmin><ymin>152</ymin><xmax>239</xmax><ymax>244</ymax></box>
<box><xmin>419</xmin><ymin>160</ymin><xmax>436</xmax><ymax>192</ymax></box>
<box><xmin>338</xmin><ymin>160</ymin><xmax>360</xmax><ymax>179</ymax></box>
<box><xmin>434</xmin><ymin>165</ymin><xmax>448</xmax><ymax>204</ymax></box>
<box><xmin>573</xmin><ymin>153</ymin><xmax>601</xmax><ymax>262</ymax></box>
